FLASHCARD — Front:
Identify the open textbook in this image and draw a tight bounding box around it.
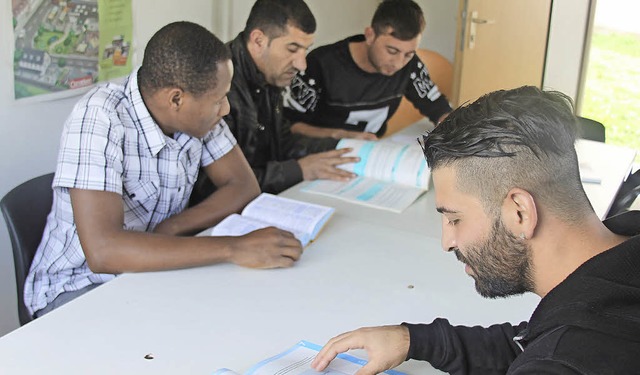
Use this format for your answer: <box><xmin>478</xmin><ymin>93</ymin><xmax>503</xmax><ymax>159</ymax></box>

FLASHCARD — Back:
<box><xmin>209</xmin><ymin>193</ymin><xmax>334</xmax><ymax>247</ymax></box>
<box><xmin>212</xmin><ymin>340</ymin><xmax>407</xmax><ymax>375</ymax></box>
<box><xmin>302</xmin><ymin>138</ymin><xmax>430</xmax><ymax>212</ymax></box>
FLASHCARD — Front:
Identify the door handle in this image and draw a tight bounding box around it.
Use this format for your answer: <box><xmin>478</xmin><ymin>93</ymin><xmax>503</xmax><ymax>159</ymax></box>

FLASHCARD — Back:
<box><xmin>469</xmin><ymin>11</ymin><xmax>495</xmax><ymax>49</ymax></box>
<box><xmin>471</xmin><ymin>18</ymin><xmax>492</xmax><ymax>24</ymax></box>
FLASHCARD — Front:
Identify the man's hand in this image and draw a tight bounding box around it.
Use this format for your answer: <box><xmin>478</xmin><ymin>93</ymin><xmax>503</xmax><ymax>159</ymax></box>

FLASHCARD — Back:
<box><xmin>228</xmin><ymin>227</ymin><xmax>303</xmax><ymax>268</ymax></box>
<box><xmin>298</xmin><ymin>148</ymin><xmax>360</xmax><ymax>181</ymax></box>
<box><xmin>331</xmin><ymin>129</ymin><xmax>378</xmax><ymax>141</ymax></box>
<box><xmin>291</xmin><ymin>122</ymin><xmax>378</xmax><ymax>140</ymax></box>
<box><xmin>311</xmin><ymin>325</ymin><xmax>410</xmax><ymax>375</ymax></box>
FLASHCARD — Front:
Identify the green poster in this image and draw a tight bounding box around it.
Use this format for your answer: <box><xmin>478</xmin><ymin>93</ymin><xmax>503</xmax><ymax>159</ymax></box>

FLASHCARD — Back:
<box><xmin>98</xmin><ymin>0</ymin><xmax>133</xmax><ymax>81</ymax></box>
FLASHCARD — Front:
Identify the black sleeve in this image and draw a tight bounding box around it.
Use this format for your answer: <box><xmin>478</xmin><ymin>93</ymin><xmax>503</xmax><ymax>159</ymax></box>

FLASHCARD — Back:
<box><xmin>403</xmin><ymin>56</ymin><xmax>452</xmax><ymax>124</ymax></box>
<box><xmin>224</xmin><ymin>107</ymin><xmax>305</xmax><ymax>194</ymax></box>
<box><xmin>283</xmin><ymin>50</ymin><xmax>326</xmax><ymax>126</ymax></box>
<box><xmin>510</xmin><ymin>359</ymin><xmax>583</xmax><ymax>375</ymax></box>
<box><xmin>279</xmin><ymin>117</ymin><xmax>339</xmax><ymax>160</ymax></box>
<box><xmin>402</xmin><ymin>318</ymin><xmax>527</xmax><ymax>375</ymax></box>
<box><xmin>255</xmin><ymin>159</ymin><xmax>304</xmax><ymax>194</ymax></box>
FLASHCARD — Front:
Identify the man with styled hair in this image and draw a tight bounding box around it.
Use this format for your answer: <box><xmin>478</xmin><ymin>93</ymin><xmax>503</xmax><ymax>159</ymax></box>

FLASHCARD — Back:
<box><xmin>284</xmin><ymin>0</ymin><xmax>451</xmax><ymax>140</ymax></box>
<box><xmin>25</xmin><ymin>21</ymin><xmax>303</xmax><ymax>319</ymax></box>
<box><xmin>311</xmin><ymin>86</ymin><xmax>640</xmax><ymax>374</ymax></box>
<box><xmin>194</xmin><ymin>0</ymin><xmax>358</xmax><ymax>196</ymax></box>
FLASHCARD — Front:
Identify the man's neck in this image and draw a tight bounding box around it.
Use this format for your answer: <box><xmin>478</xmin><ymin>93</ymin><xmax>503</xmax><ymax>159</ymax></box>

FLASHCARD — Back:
<box><xmin>532</xmin><ymin>213</ymin><xmax>629</xmax><ymax>298</ymax></box>
<box><xmin>348</xmin><ymin>40</ymin><xmax>377</xmax><ymax>74</ymax></box>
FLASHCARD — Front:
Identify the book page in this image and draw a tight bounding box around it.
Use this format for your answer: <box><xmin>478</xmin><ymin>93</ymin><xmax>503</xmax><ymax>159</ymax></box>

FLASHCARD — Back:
<box><xmin>337</xmin><ymin>139</ymin><xmax>430</xmax><ymax>188</ymax></box>
<box><xmin>212</xmin><ymin>369</ymin><xmax>241</xmax><ymax>375</ymax></box>
<box><xmin>579</xmin><ymin>161</ymin><xmax>602</xmax><ymax>184</ymax></box>
<box><xmin>210</xmin><ymin>214</ymin><xmax>311</xmax><ymax>247</ymax></box>
<box><xmin>302</xmin><ymin>177</ymin><xmax>426</xmax><ymax>213</ymax></box>
<box><xmin>235</xmin><ymin>341</ymin><xmax>406</xmax><ymax>375</ymax></box>
<box><xmin>242</xmin><ymin>194</ymin><xmax>334</xmax><ymax>240</ymax></box>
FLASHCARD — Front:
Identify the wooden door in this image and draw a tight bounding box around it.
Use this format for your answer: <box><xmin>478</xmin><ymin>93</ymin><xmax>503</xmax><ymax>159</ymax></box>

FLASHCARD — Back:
<box><xmin>452</xmin><ymin>0</ymin><xmax>552</xmax><ymax>106</ymax></box>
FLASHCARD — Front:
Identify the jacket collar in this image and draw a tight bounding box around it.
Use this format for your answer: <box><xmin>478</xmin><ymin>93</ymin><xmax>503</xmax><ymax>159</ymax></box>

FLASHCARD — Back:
<box><xmin>229</xmin><ymin>32</ymin><xmax>271</xmax><ymax>92</ymax></box>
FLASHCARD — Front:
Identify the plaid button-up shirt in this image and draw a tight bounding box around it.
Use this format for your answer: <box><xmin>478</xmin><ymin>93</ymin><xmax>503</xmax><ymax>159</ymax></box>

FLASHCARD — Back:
<box><xmin>25</xmin><ymin>68</ymin><xmax>236</xmax><ymax>315</ymax></box>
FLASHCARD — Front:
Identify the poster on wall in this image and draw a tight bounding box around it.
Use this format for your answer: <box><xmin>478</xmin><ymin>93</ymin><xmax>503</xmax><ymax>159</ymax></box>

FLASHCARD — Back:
<box><xmin>11</xmin><ymin>0</ymin><xmax>133</xmax><ymax>101</ymax></box>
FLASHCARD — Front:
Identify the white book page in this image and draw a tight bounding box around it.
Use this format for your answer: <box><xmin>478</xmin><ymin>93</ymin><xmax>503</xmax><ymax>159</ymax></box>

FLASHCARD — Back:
<box><xmin>337</xmin><ymin>139</ymin><xmax>430</xmax><ymax>188</ymax></box>
<box><xmin>210</xmin><ymin>213</ymin><xmax>311</xmax><ymax>247</ymax></box>
<box><xmin>212</xmin><ymin>369</ymin><xmax>241</xmax><ymax>375</ymax></box>
<box><xmin>579</xmin><ymin>161</ymin><xmax>602</xmax><ymax>184</ymax></box>
<box><xmin>302</xmin><ymin>177</ymin><xmax>426</xmax><ymax>213</ymax></box>
<box><xmin>242</xmin><ymin>193</ymin><xmax>334</xmax><ymax>239</ymax></box>
<box><xmin>243</xmin><ymin>341</ymin><xmax>406</xmax><ymax>375</ymax></box>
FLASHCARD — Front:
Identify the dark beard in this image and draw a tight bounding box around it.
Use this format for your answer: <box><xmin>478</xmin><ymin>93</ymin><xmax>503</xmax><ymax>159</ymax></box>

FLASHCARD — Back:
<box><xmin>455</xmin><ymin>218</ymin><xmax>534</xmax><ymax>298</ymax></box>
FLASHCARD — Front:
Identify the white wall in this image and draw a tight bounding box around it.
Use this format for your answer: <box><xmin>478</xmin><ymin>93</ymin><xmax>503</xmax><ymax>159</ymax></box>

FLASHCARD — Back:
<box><xmin>0</xmin><ymin>0</ymin><xmax>590</xmax><ymax>336</ymax></box>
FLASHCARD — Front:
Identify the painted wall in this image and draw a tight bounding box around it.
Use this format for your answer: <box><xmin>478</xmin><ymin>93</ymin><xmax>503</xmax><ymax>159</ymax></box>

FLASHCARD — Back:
<box><xmin>0</xmin><ymin>0</ymin><xmax>590</xmax><ymax>336</ymax></box>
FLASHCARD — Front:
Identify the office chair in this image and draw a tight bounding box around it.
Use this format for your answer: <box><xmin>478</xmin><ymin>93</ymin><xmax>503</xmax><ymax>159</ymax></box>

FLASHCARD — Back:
<box><xmin>0</xmin><ymin>173</ymin><xmax>54</xmax><ymax>325</ymax></box>
<box><xmin>386</xmin><ymin>49</ymin><xmax>454</xmax><ymax>136</ymax></box>
<box><xmin>607</xmin><ymin>169</ymin><xmax>640</xmax><ymax>217</ymax></box>
<box><xmin>577</xmin><ymin>116</ymin><xmax>606</xmax><ymax>143</ymax></box>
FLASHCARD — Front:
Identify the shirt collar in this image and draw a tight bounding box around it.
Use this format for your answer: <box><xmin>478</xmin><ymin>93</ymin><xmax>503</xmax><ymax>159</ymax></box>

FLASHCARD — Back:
<box><xmin>125</xmin><ymin>66</ymin><xmax>167</xmax><ymax>156</ymax></box>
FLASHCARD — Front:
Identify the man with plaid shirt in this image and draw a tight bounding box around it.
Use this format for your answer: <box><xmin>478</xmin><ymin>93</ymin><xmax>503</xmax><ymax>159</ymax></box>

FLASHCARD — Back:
<box><xmin>25</xmin><ymin>22</ymin><xmax>302</xmax><ymax>319</ymax></box>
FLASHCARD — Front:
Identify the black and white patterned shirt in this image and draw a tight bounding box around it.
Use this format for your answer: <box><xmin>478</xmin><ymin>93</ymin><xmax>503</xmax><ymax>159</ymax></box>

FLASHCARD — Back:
<box><xmin>25</xmin><ymin>68</ymin><xmax>236</xmax><ymax>315</ymax></box>
<box><xmin>283</xmin><ymin>34</ymin><xmax>451</xmax><ymax>137</ymax></box>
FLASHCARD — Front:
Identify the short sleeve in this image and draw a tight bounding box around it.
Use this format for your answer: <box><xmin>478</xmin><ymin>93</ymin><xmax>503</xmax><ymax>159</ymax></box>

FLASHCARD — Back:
<box><xmin>54</xmin><ymin>104</ymin><xmax>125</xmax><ymax>195</ymax></box>
<box><xmin>200</xmin><ymin>119</ymin><xmax>237</xmax><ymax>167</ymax></box>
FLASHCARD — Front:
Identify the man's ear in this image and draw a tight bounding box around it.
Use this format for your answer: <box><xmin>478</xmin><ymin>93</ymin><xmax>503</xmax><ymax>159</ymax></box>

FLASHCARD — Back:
<box><xmin>248</xmin><ymin>29</ymin><xmax>268</xmax><ymax>52</ymax></box>
<box><xmin>364</xmin><ymin>26</ymin><xmax>376</xmax><ymax>45</ymax></box>
<box><xmin>167</xmin><ymin>88</ymin><xmax>183</xmax><ymax>111</ymax></box>
<box><xmin>501</xmin><ymin>187</ymin><xmax>538</xmax><ymax>240</ymax></box>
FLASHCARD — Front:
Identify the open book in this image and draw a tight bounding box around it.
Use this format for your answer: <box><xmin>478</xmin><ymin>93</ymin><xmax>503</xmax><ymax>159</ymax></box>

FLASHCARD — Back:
<box><xmin>212</xmin><ymin>340</ymin><xmax>406</xmax><ymax>375</ymax></box>
<box><xmin>302</xmin><ymin>138</ymin><xmax>430</xmax><ymax>212</ymax></box>
<box><xmin>209</xmin><ymin>193</ymin><xmax>334</xmax><ymax>247</ymax></box>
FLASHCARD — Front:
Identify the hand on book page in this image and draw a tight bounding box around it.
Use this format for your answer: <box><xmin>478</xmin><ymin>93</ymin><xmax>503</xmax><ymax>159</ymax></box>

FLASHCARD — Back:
<box><xmin>302</xmin><ymin>139</ymin><xmax>430</xmax><ymax>212</ymax></box>
<box><xmin>209</xmin><ymin>193</ymin><xmax>334</xmax><ymax>247</ymax></box>
<box><xmin>212</xmin><ymin>341</ymin><xmax>407</xmax><ymax>375</ymax></box>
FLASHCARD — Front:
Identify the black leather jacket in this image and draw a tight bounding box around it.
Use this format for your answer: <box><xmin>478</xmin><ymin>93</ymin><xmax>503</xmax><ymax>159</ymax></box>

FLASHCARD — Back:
<box><xmin>225</xmin><ymin>33</ymin><xmax>338</xmax><ymax>194</ymax></box>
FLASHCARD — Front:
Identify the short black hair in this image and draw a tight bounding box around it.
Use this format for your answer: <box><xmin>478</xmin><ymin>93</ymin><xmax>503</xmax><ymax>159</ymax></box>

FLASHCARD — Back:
<box><xmin>243</xmin><ymin>0</ymin><xmax>316</xmax><ymax>41</ymax></box>
<box><xmin>138</xmin><ymin>21</ymin><xmax>231</xmax><ymax>96</ymax></box>
<box><xmin>372</xmin><ymin>0</ymin><xmax>425</xmax><ymax>41</ymax></box>
<box><xmin>422</xmin><ymin>86</ymin><xmax>593</xmax><ymax>221</ymax></box>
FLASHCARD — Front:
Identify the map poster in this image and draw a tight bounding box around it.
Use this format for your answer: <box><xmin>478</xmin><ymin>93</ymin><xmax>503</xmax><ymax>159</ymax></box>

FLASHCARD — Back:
<box><xmin>12</xmin><ymin>0</ymin><xmax>132</xmax><ymax>100</ymax></box>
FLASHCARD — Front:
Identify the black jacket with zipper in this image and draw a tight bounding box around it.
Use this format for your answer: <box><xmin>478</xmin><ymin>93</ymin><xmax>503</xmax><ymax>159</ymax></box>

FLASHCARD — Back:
<box><xmin>403</xmin><ymin>210</ymin><xmax>640</xmax><ymax>374</ymax></box>
<box><xmin>225</xmin><ymin>32</ymin><xmax>338</xmax><ymax>194</ymax></box>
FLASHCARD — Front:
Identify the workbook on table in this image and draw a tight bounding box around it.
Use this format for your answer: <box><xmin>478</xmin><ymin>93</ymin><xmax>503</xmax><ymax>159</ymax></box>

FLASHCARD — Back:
<box><xmin>209</xmin><ymin>193</ymin><xmax>334</xmax><ymax>247</ymax></box>
<box><xmin>211</xmin><ymin>340</ymin><xmax>407</xmax><ymax>375</ymax></box>
<box><xmin>302</xmin><ymin>138</ymin><xmax>430</xmax><ymax>213</ymax></box>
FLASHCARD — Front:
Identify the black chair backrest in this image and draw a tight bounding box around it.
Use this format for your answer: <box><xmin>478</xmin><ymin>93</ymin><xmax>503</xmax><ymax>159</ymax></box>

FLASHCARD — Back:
<box><xmin>608</xmin><ymin>170</ymin><xmax>640</xmax><ymax>218</ymax></box>
<box><xmin>577</xmin><ymin>116</ymin><xmax>606</xmax><ymax>143</ymax></box>
<box><xmin>0</xmin><ymin>173</ymin><xmax>54</xmax><ymax>325</ymax></box>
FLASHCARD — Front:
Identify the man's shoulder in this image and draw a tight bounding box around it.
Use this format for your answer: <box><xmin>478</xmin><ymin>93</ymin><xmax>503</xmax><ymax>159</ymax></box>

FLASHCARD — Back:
<box><xmin>75</xmin><ymin>81</ymin><xmax>128</xmax><ymax>113</ymax></box>
<box><xmin>308</xmin><ymin>35</ymin><xmax>355</xmax><ymax>60</ymax></box>
<box><xmin>511</xmin><ymin>325</ymin><xmax>640</xmax><ymax>374</ymax></box>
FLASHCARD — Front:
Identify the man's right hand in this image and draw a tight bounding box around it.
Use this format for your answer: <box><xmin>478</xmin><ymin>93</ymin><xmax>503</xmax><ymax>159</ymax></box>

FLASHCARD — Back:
<box><xmin>298</xmin><ymin>148</ymin><xmax>360</xmax><ymax>181</ymax></box>
<box><xmin>228</xmin><ymin>227</ymin><xmax>303</xmax><ymax>269</ymax></box>
<box><xmin>311</xmin><ymin>325</ymin><xmax>410</xmax><ymax>375</ymax></box>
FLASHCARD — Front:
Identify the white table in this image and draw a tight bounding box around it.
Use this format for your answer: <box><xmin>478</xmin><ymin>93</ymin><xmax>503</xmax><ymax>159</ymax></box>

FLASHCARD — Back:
<box><xmin>0</xmin><ymin>121</ymin><xmax>633</xmax><ymax>375</ymax></box>
<box><xmin>0</xmin><ymin>188</ymin><xmax>541</xmax><ymax>374</ymax></box>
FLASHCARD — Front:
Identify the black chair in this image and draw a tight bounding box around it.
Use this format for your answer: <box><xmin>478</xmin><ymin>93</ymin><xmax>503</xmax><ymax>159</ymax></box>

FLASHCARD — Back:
<box><xmin>577</xmin><ymin>116</ymin><xmax>606</xmax><ymax>143</ymax></box>
<box><xmin>608</xmin><ymin>169</ymin><xmax>640</xmax><ymax>217</ymax></box>
<box><xmin>0</xmin><ymin>173</ymin><xmax>54</xmax><ymax>325</ymax></box>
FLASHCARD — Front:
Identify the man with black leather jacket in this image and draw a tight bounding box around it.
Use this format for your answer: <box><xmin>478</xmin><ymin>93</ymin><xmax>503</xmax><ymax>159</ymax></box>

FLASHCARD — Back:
<box><xmin>193</xmin><ymin>0</ymin><xmax>359</xmax><ymax>198</ymax></box>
